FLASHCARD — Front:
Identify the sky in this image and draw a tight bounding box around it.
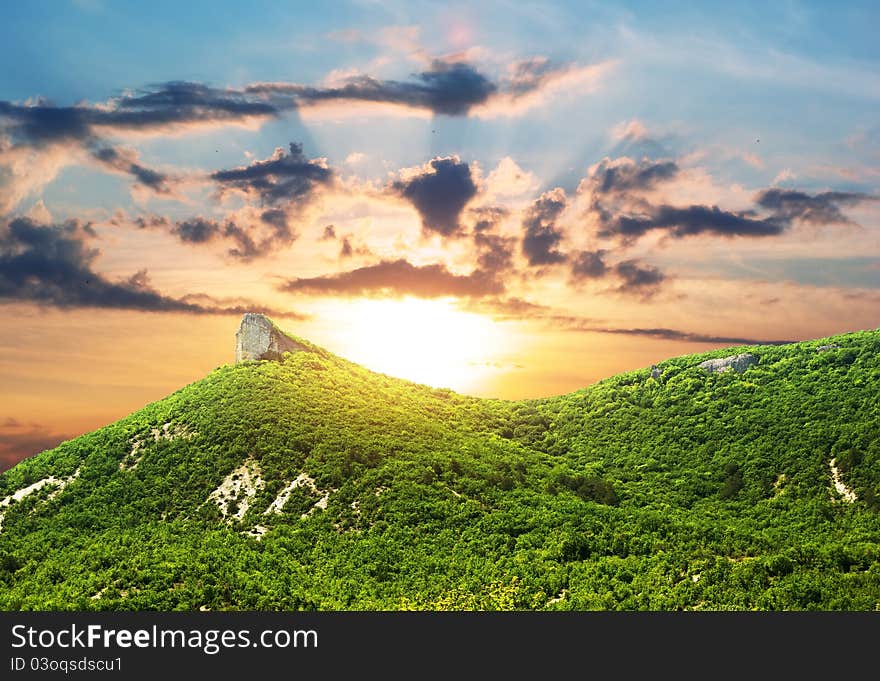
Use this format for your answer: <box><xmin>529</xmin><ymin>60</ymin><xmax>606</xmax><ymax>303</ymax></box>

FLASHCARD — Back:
<box><xmin>1</xmin><ymin>0</ymin><xmax>879</xmax><ymax>470</ymax></box>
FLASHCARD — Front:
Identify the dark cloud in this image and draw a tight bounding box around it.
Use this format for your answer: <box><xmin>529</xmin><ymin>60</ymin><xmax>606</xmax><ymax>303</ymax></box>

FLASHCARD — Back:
<box><xmin>614</xmin><ymin>259</ymin><xmax>666</xmax><ymax>295</ymax></box>
<box><xmin>115</xmin><ymin>81</ymin><xmax>281</xmax><ymax>122</ymax></box>
<box><xmin>0</xmin><ymin>84</ymin><xmax>282</xmax><ymax>212</ymax></box>
<box><xmin>1</xmin><ymin>59</ymin><xmax>592</xmax><ymax>154</ymax></box>
<box><xmin>0</xmin><ymin>101</ymin><xmax>94</xmax><ymax>146</ymax></box>
<box><xmin>247</xmin><ymin>58</ymin><xmax>602</xmax><ymax>116</ymax></box>
<box><xmin>461</xmin><ymin>296</ymin><xmax>553</xmax><ymax>320</ymax></box>
<box><xmin>0</xmin><ymin>218</ymin><xmax>290</xmax><ymax>314</ymax></box>
<box><xmin>470</xmin><ymin>206</ymin><xmax>508</xmax><ymax>232</ymax></box>
<box><xmin>522</xmin><ymin>189</ymin><xmax>567</xmax><ymax>266</ymax></box>
<box><xmin>0</xmin><ymin>82</ymin><xmax>280</xmax><ymax>147</ymax></box>
<box><xmin>130</xmin><ymin>215</ymin><xmax>169</xmax><ymax>231</ymax></box>
<box><xmin>505</xmin><ymin>58</ymin><xmax>562</xmax><ymax>97</ymax></box>
<box><xmin>391</xmin><ymin>156</ymin><xmax>478</xmax><ymax>237</ymax></box>
<box><xmin>466</xmin><ymin>297</ymin><xmax>789</xmax><ymax>345</ymax></box>
<box><xmin>279</xmin><ymin>258</ymin><xmax>503</xmax><ymax>298</ymax></box>
<box><xmin>597</xmin><ymin>204</ymin><xmax>785</xmax><ymax>241</ymax></box>
<box><xmin>583</xmin><ymin>156</ymin><xmax>774</xmax><ymax>244</ymax></box>
<box><xmin>0</xmin><ymin>422</ymin><xmax>71</xmax><ymax>472</ymax></box>
<box><xmin>1</xmin><ymin>57</ymin><xmax>598</xmax><ymax>153</ymax></box>
<box><xmin>166</xmin><ymin>216</ymin><xmax>266</xmax><ymax>260</ymax></box>
<box><xmin>91</xmin><ymin>146</ymin><xmax>171</xmax><ymax>193</ymax></box>
<box><xmin>590</xmin><ymin>158</ymin><xmax>679</xmax><ymax>195</ymax></box>
<box><xmin>210</xmin><ymin>142</ymin><xmax>333</xmax><ymax>206</ymax></box>
<box><xmin>468</xmin><ymin>206</ymin><xmax>515</xmax><ymax>274</ymax></box>
<box><xmin>320</xmin><ymin>224</ymin><xmax>337</xmax><ymax>240</ymax></box>
<box><xmin>755</xmin><ymin>188</ymin><xmax>876</xmax><ymax>225</ymax></box>
<box><xmin>474</xmin><ymin>232</ymin><xmax>516</xmax><ymax>274</ymax></box>
<box><xmin>574</xmin><ymin>325</ymin><xmax>790</xmax><ymax>345</ymax></box>
<box><xmin>570</xmin><ymin>249</ymin><xmax>609</xmax><ymax>279</ymax></box>
<box><xmin>172</xmin><ymin>217</ymin><xmax>221</xmax><ymax>244</ymax></box>
<box><xmin>247</xmin><ymin>61</ymin><xmax>497</xmax><ymax>116</ymax></box>
<box><xmin>569</xmin><ymin>250</ymin><xmax>666</xmax><ymax>296</ymax></box>
<box><xmin>259</xmin><ymin>208</ymin><xmax>289</xmax><ymax>230</ymax></box>
<box><xmin>132</xmin><ymin>210</ymin><xmax>296</xmax><ymax>261</ymax></box>
<box><xmin>587</xmin><ymin>164</ymin><xmax>875</xmax><ymax>244</ymax></box>
<box><xmin>335</xmin><ymin>235</ymin><xmax>371</xmax><ymax>259</ymax></box>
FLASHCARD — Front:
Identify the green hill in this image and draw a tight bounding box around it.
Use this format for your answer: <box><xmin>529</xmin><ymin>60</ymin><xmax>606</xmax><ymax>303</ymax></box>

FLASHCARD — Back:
<box><xmin>2</xmin><ymin>321</ymin><xmax>880</xmax><ymax>610</ymax></box>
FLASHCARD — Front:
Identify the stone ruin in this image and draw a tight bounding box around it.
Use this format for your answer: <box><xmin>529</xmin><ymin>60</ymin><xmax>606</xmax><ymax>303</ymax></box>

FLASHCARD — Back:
<box><xmin>235</xmin><ymin>313</ymin><xmax>307</xmax><ymax>363</ymax></box>
<box><xmin>698</xmin><ymin>353</ymin><xmax>758</xmax><ymax>374</ymax></box>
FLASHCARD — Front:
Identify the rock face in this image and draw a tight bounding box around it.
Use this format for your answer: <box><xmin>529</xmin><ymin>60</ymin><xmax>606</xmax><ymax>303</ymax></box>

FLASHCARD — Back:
<box><xmin>235</xmin><ymin>313</ymin><xmax>306</xmax><ymax>363</ymax></box>
<box><xmin>650</xmin><ymin>365</ymin><xmax>662</xmax><ymax>380</ymax></box>
<box><xmin>698</xmin><ymin>353</ymin><xmax>758</xmax><ymax>374</ymax></box>
<box><xmin>817</xmin><ymin>344</ymin><xmax>840</xmax><ymax>353</ymax></box>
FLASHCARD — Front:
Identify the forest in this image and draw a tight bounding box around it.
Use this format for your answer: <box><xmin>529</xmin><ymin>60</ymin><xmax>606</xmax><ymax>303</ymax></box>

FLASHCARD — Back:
<box><xmin>1</xmin><ymin>326</ymin><xmax>879</xmax><ymax>610</ymax></box>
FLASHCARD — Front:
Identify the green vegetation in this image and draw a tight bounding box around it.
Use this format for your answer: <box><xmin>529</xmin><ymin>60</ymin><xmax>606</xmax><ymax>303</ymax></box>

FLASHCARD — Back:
<box><xmin>2</xmin><ymin>326</ymin><xmax>880</xmax><ymax>610</ymax></box>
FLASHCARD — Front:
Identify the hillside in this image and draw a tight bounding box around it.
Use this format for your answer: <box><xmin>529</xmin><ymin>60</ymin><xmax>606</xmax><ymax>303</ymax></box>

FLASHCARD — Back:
<box><xmin>1</xmin><ymin>321</ymin><xmax>880</xmax><ymax>610</ymax></box>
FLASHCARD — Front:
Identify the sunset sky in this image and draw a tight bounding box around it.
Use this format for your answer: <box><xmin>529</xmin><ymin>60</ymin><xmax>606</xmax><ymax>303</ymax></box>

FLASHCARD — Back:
<box><xmin>2</xmin><ymin>1</ymin><xmax>879</xmax><ymax>470</ymax></box>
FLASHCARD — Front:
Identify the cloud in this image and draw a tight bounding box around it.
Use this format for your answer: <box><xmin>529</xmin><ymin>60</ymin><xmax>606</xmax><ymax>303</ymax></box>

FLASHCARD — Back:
<box><xmin>614</xmin><ymin>259</ymin><xmax>666</xmax><ymax>296</ymax></box>
<box><xmin>248</xmin><ymin>61</ymin><xmax>496</xmax><ymax>116</ymax></box>
<box><xmin>344</xmin><ymin>152</ymin><xmax>366</xmax><ymax>166</ymax></box>
<box><xmin>474</xmin><ymin>232</ymin><xmax>516</xmax><ymax>274</ymax></box>
<box><xmin>24</xmin><ymin>199</ymin><xmax>52</xmax><ymax>224</ymax></box>
<box><xmin>599</xmin><ymin>203</ymin><xmax>785</xmax><ymax>241</ymax></box>
<box><xmin>0</xmin><ymin>139</ymin><xmax>76</xmax><ymax>217</ymax></box>
<box><xmin>90</xmin><ymin>145</ymin><xmax>172</xmax><ymax>194</ymax></box>
<box><xmin>485</xmin><ymin>157</ymin><xmax>539</xmax><ymax>197</ymax></box>
<box><xmin>755</xmin><ymin>188</ymin><xmax>877</xmax><ymax>226</ymax></box>
<box><xmin>279</xmin><ymin>258</ymin><xmax>503</xmax><ymax>298</ymax></box>
<box><xmin>0</xmin><ymin>83</ymin><xmax>280</xmax><ymax>147</ymax></box>
<box><xmin>210</xmin><ymin>142</ymin><xmax>333</xmax><ymax>205</ymax></box>
<box><xmin>339</xmin><ymin>237</ymin><xmax>354</xmax><ymax>258</ymax></box>
<box><xmin>475</xmin><ymin>59</ymin><xmax>615</xmax><ymax>117</ymax></box>
<box><xmin>0</xmin><ymin>60</ymin><xmax>605</xmax><ymax>215</ymax></box>
<box><xmin>335</xmin><ymin>234</ymin><xmax>371</xmax><ymax>259</ymax></box>
<box><xmin>581</xmin><ymin>157</ymin><xmax>683</xmax><ymax>243</ymax></box>
<box><xmin>465</xmin><ymin>296</ymin><xmax>790</xmax><ymax>344</ymax></box>
<box><xmin>129</xmin><ymin>203</ymin><xmax>304</xmax><ymax>260</ymax></box>
<box><xmin>521</xmin><ymin>188</ymin><xmax>567</xmax><ymax>266</ymax></box>
<box><xmin>470</xmin><ymin>206</ymin><xmax>508</xmax><ymax>232</ymax></box>
<box><xmin>585</xmin><ymin>162</ymin><xmax>876</xmax><ymax>244</ymax></box>
<box><xmin>391</xmin><ymin>156</ymin><xmax>478</xmax><ymax>237</ymax></box>
<box><xmin>577</xmin><ymin>325</ymin><xmax>790</xmax><ymax>345</ymax></box>
<box><xmin>610</xmin><ymin>119</ymin><xmax>649</xmax><ymax>142</ymax></box>
<box><xmin>0</xmin><ymin>217</ymin><xmax>292</xmax><ymax>314</ymax></box>
<box><xmin>570</xmin><ymin>250</ymin><xmax>666</xmax><ymax>297</ymax></box>
<box><xmin>190</xmin><ymin>142</ymin><xmax>337</xmax><ymax>258</ymax></box>
<box><xmin>168</xmin><ymin>213</ymin><xmax>295</xmax><ymax>261</ymax></box>
<box><xmin>0</xmin><ymin>83</ymin><xmax>281</xmax><ymax>214</ymax></box>
<box><xmin>570</xmin><ymin>249</ymin><xmax>609</xmax><ymax>279</ymax></box>
<box><xmin>248</xmin><ymin>58</ymin><xmax>611</xmax><ymax>118</ymax></box>
<box><xmin>0</xmin><ymin>421</ymin><xmax>71</xmax><ymax>472</ymax></box>
<box><xmin>461</xmin><ymin>298</ymin><xmax>793</xmax><ymax>345</ymax></box>
<box><xmin>170</xmin><ymin>217</ymin><xmax>220</xmax><ymax>244</ymax></box>
<box><xmin>588</xmin><ymin>157</ymin><xmax>679</xmax><ymax>195</ymax></box>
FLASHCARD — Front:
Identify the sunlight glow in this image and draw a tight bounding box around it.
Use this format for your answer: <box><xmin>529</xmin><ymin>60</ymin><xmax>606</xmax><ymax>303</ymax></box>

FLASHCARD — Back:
<box><xmin>321</xmin><ymin>297</ymin><xmax>516</xmax><ymax>393</ymax></box>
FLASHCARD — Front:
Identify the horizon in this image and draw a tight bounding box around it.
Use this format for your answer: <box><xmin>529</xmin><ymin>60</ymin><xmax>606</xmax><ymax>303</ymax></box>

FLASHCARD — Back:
<box><xmin>2</xmin><ymin>311</ymin><xmax>875</xmax><ymax>474</ymax></box>
<box><xmin>1</xmin><ymin>0</ymin><xmax>879</xmax><ymax>470</ymax></box>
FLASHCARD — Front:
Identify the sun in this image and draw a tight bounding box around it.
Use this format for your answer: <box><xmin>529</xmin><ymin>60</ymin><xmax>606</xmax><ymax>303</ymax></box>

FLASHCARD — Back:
<box><xmin>318</xmin><ymin>297</ymin><xmax>515</xmax><ymax>393</ymax></box>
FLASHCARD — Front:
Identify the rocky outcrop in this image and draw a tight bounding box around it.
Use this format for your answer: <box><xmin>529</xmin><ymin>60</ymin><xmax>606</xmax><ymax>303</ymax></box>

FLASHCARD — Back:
<box><xmin>817</xmin><ymin>344</ymin><xmax>840</xmax><ymax>353</ymax></box>
<box><xmin>698</xmin><ymin>353</ymin><xmax>758</xmax><ymax>374</ymax></box>
<box><xmin>650</xmin><ymin>365</ymin><xmax>662</xmax><ymax>380</ymax></box>
<box><xmin>235</xmin><ymin>313</ymin><xmax>306</xmax><ymax>363</ymax></box>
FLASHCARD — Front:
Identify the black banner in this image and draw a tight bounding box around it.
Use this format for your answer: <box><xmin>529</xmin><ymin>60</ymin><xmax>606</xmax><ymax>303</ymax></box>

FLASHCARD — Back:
<box><xmin>0</xmin><ymin>611</ymin><xmax>876</xmax><ymax>677</ymax></box>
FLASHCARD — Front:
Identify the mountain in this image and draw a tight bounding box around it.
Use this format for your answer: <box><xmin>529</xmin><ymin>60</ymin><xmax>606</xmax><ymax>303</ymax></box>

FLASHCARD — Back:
<box><xmin>1</xmin><ymin>316</ymin><xmax>879</xmax><ymax>610</ymax></box>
